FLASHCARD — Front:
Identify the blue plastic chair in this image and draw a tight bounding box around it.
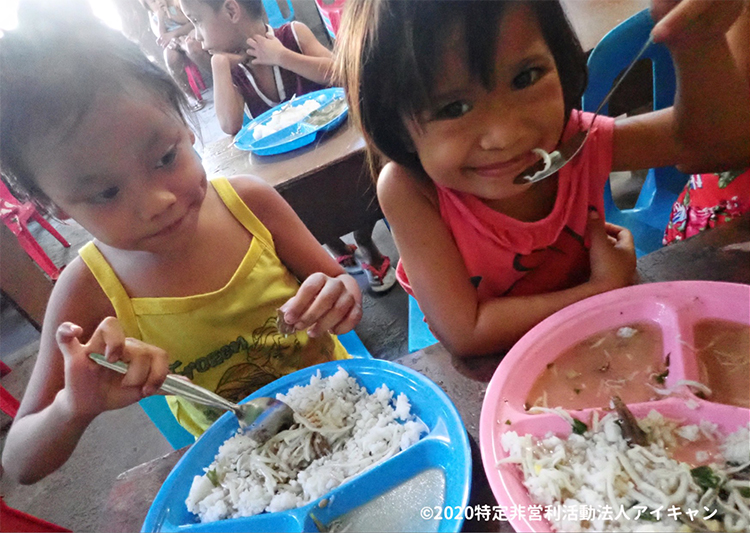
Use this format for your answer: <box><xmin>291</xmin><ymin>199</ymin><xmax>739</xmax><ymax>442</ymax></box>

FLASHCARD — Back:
<box><xmin>262</xmin><ymin>0</ymin><xmax>294</xmax><ymax>28</ymax></box>
<box><xmin>582</xmin><ymin>9</ymin><xmax>689</xmax><ymax>257</ymax></box>
<box><xmin>139</xmin><ymin>330</ymin><xmax>372</xmax><ymax>449</ymax></box>
<box><xmin>408</xmin><ymin>295</ymin><xmax>438</xmax><ymax>353</ymax></box>
<box><xmin>139</xmin><ymin>395</ymin><xmax>195</xmax><ymax>450</ymax></box>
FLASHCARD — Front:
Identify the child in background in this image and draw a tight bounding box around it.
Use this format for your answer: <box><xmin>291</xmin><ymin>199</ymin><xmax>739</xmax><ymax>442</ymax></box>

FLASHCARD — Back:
<box><xmin>138</xmin><ymin>0</ymin><xmax>211</xmax><ymax>110</ymax></box>
<box><xmin>180</xmin><ymin>0</ymin><xmax>397</xmax><ymax>292</ymax></box>
<box><xmin>179</xmin><ymin>0</ymin><xmax>330</xmax><ymax>135</ymax></box>
<box><xmin>0</xmin><ymin>16</ymin><xmax>361</xmax><ymax>484</ymax></box>
<box><xmin>335</xmin><ymin>0</ymin><xmax>750</xmax><ymax>357</ymax></box>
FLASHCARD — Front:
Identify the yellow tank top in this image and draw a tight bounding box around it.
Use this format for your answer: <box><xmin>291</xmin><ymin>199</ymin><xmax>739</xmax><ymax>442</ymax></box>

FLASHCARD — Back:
<box><xmin>79</xmin><ymin>177</ymin><xmax>349</xmax><ymax>436</ymax></box>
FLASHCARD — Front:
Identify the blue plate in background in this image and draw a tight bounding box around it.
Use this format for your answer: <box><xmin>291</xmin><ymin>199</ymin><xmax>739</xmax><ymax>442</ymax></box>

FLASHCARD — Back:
<box><xmin>233</xmin><ymin>88</ymin><xmax>348</xmax><ymax>156</ymax></box>
<box><xmin>142</xmin><ymin>359</ymin><xmax>471</xmax><ymax>533</ymax></box>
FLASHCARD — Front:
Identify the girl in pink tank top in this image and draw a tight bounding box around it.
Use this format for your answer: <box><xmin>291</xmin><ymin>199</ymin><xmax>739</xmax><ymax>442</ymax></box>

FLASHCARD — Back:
<box><xmin>336</xmin><ymin>0</ymin><xmax>749</xmax><ymax>357</ymax></box>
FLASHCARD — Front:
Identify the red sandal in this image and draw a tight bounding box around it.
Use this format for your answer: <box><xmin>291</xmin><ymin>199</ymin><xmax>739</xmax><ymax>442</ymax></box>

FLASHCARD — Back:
<box><xmin>335</xmin><ymin>244</ymin><xmax>363</xmax><ymax>274</ymax></box>
<box><xmin>362</xmin><ymin>256</ymin><xmax>397</xmax><ymax>293</ymax></box>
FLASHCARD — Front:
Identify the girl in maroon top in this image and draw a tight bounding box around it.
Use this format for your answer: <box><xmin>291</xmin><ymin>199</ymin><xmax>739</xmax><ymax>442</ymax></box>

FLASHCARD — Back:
<box><xmin>179</xmin><ymin>0</ymin><xmax>332</xmax><ymax>135</ymax></box>
<box><xmin>179</xmin><ymin>0</ymin><xmax>397</xmax><ymax>292</ymax></box>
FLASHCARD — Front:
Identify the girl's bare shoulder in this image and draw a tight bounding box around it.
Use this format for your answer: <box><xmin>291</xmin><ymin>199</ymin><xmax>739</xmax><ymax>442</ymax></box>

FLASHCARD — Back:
<box><xmin>377</xmin><ymin>162</ymin><xmax>438</xmax><ymax>210</ymax></box>
<box><xmin>225</xmin><ymin>175</ymin><xmax>278</xmax><ymax>207</ymax></box>
<box><xmin>44</xmin><ymin>255</ymin><xmax>115</xmax><ymax>334</ymax></box>
<box><xmin>225</xmin><ymin>174</ymin><xmax>292</xmax><ymax>224</ymax></box>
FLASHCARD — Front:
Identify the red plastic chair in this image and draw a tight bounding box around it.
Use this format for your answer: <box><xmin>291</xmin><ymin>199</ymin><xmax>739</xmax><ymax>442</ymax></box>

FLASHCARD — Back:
<box><xmin>0</xmin><ymin>386</ymin><xmax>19</xmax><ymax>419</ymax></box>
<box><xmin>0</xmin><ymin>498</ymin><xmax>71</xmax><ymax>532</ymax></box>
<box><xmin>185</xmin><ymin>61</ymin><xmax>206</xmax><ymax>103</ymax></box>
<box><xmin>0</xmin><ymin>361</ymin><xmax>20</xmax><ymax>419</ymax></box>
<box><xmin>0</xmin><ymin>180</ymin><xmax>70</xmax><ymax>280</ymax></box>
<box><xmin>314</xmin><ymin>0</ymin><xmax>347</xmax><ymax>39</ymax></box>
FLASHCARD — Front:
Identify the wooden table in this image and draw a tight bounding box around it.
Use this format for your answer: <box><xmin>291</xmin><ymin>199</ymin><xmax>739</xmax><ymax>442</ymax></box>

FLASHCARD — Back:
<box><xmin>201</xmin><ymin>121</ymin><xmax>382</xmax><ymax>244</ymax></box>
<box><xmin>99</xmin><ymin>214</ymin><xmax>750</xmax><ymax>532</ymax></box>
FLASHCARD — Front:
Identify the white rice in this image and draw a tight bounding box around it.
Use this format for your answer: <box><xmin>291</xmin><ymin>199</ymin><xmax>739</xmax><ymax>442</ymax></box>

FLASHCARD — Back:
<box><xmin>252</xmin><ymin>99</ymin><xmax>320</xmax><ymax>140</ymax></box>
<box><xmin>499</xmin><ymin>411</ymin><xmax>750</xmax><ymax>532</ymax></box>
<box><xmin>186</xmin><ymin>367</ymin><xmax>428</xmax><ymax>523</ymax></box>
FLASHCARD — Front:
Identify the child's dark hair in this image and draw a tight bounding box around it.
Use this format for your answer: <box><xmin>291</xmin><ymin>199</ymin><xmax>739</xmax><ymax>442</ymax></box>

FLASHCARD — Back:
<box><xmin>0</xmin><ymin>14</ymin><xmax>190</xmax><ymax>214</ymax></box>
<box><xmin>335</xmin><ymin>0</ymin><xmax>588</xmax><ymax>177</ymax></box>
<box><xmin>189</xmin><ymin>0</ymin><xmax>265</xmax><ymax>20</ymax></box>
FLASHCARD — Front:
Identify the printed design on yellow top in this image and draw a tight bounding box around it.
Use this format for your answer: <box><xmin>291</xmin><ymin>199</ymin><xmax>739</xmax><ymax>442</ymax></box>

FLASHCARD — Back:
<box><xmin>169</xmin><ymin>315</ymin><xmax>306</xmax><ymax>403</ymax></box>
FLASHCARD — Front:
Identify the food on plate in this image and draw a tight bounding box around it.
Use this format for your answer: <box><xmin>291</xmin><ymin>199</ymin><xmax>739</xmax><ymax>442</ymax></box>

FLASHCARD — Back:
<box><xmin>693</xmin><ymin>319</ymin><xmax>750</xmax><ymax>408</ymax></box>
<box><xmin>252</xmin><ymin>99</ymin><xmax>321</xmax><ymax>141</ymax></box>
<box><xmin>185</xmin><ymin>368</ymin><xmax>428</xmax><ymax>522</ymax></box>
<box><xmin>276</xmin><ymin>308</ymin><xmax>295</xmax><ymax>336</ymax></box>
<box><xmin>526</xmin><ymin>324</ymin><xmax>667</xmax><ymax>410</ymax></box>
<box><xmin>499</xmin><ymin>408</ymin><xmax>750</xmax><ymax>532</ymax></box>
<box><xmin>303</xmin><ymin>97</ymin><xmax>347</xmax><ymax>127</ymax></box>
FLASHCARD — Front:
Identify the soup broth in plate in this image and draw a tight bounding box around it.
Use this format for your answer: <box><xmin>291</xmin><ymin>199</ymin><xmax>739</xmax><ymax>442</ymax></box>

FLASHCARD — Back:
<box><xmin>526</xmin><ymin>322</ymin><xmax>667</xmax><ymax>411</ymax></box>
<box><xmin>694</xmin><ymin>319</ymin><xmax>750</xmax><ymax>408</ymax></box>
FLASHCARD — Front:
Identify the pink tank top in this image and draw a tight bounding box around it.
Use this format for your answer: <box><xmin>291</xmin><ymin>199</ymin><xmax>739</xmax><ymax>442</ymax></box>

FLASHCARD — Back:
<box><xmin>397</xmin><ymin>110</ymin><xmax>615</xmax><ymax>301</ymax></box>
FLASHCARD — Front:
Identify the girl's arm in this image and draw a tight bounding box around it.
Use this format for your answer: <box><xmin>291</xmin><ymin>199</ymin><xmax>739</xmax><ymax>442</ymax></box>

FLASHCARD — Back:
<box><xmin>210</xmin><ymin>53</ymin><xmax>247</xmax><ymax>135</ymax></box>
<box><xmin>247</xmin><ymin>22</ymin><xmax>334</xmax><ymax>85</ymax></box>
<box><xmin>379</xmin><ymin>164</ymin><xmax>635</xmax><ymax>358</ymax></box>
<box><xmin>1</xmin><ymin>259</ymin><xmax>169</xmax><ymax>484</ymax></box>
<box><xmin>230</xmin><ymin>176</ymin><xmax>362</xmax><ymax>337</ymax></box>
<box><xmin>611</xmin><ymin>0</ymin><xmax>749</xmax><ymax>174</ymax></box>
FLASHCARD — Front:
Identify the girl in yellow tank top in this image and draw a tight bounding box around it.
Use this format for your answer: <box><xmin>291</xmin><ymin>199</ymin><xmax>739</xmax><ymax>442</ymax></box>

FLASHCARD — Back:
<box><xmin>0</xmin><ymin>22</ymin><xmax>362</xmax><ymax>484</ymax></box>
<box><xmin>79</xmin><ymin>178</ymin><xmax>351</xmax><ymax>435</ymax></box>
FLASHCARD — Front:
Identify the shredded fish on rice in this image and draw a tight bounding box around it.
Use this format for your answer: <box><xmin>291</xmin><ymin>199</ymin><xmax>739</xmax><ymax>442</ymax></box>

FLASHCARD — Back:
<box><xmin>186</xmin><ymin>368</ymin><xmax>427</xmax><ymax>522</ymax></box>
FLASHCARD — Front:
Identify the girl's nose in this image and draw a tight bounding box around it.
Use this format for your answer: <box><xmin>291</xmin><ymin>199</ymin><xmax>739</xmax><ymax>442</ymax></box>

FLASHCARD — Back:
<box><xmin>139</xmin><ymin>186</ymin><xmax>177</xmax><ymax>222</ymax></box>
<box><xmin>478</xmin><ymin>113</ymin><xmax>520</xmax><ymax>152</ymax></box>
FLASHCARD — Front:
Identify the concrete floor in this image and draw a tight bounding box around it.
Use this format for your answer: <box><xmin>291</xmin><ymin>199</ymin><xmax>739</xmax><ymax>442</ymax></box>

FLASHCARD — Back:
<box><xmin>0</xmin><ymin>80</ymin><xmax>408</xmax><ymax>531</ymax></box>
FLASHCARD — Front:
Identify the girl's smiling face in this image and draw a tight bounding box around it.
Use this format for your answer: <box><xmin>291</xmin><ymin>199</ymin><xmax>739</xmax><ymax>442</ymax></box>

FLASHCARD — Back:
<box><xmin>407</xmin><ymin>3</ymin><xmax>566</xmax><ymax>207</ymax></box>
<box><xmin>27</xmin><ymin>92</ymin><xmax>208</xmax><ymax>254</ymax></box>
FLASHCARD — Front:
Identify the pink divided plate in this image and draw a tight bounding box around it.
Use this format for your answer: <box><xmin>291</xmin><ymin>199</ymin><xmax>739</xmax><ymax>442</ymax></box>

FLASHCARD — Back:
<box><xmin>479</xmin><ymin>281</ymin><xmax>750</xmax><ymax>532</ymax></box>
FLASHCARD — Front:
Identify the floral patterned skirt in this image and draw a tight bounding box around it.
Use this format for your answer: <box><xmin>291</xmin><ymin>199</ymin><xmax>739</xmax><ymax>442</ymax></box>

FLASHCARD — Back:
<box><xmin>663</xmin><ymin>168</ymin><xmax>750</xmax><ymax>245</ymax></box>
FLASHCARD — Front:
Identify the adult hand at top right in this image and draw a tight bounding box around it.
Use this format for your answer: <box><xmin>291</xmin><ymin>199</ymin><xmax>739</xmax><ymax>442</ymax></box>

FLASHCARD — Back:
<box><xmin>651</xmin><ymin>0</ymin><xmax>746</xmax><ymax>46</ymax></box>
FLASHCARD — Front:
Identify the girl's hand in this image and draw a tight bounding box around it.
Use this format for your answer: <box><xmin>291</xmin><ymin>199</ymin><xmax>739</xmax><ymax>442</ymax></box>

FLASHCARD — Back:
<box><xmin>587</xmin><ymin>211</ymin><xmax>637</xmax><ymax>293</ymax></box>
<box><xmin>246</xmin><ymin>31</ymin><xmax>287</xmax><ymax>66</ymax></box>
<box><xmin>213</xmin><ymin>50</ymin><xmax>248</xmax><ymax>69</ymax></box>
<box><xmin>651</xmin><ymin>0</ymin><xmax>746</xmax><ymax>47</ymax></box>
<box><xmin>278</xmin><ymin>274</ymin><xmax>363</xmax><ymax>338</ymax></box>
<box><xmin>156</xmin><ymin>33</ymin><xmax>172</xmax><ymax>48</ymax></box>
<box><xmin>55</xmin><ymin>317</ymin><xmax>169</xmax><ymax>417</ymax></box>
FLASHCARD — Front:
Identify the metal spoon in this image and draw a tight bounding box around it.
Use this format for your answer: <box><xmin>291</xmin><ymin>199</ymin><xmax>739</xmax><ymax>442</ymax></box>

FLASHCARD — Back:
<box><xmin>514</xmin><ymin>35</ymin><xmax>653</xmax><ymax>185</ymax></box>
<box><xmin>89</xmin><ymin>353</ymin><xmax>295</xmax><ymax>443</ymax></box>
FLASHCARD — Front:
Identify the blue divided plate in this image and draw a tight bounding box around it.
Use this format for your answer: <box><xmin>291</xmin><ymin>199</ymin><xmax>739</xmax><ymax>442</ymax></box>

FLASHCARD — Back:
<box><xmin>233</xmin><ymin>87</ymin><xmax>348</xmax><ymax>156</ymax></box>
<box><xmin>142</xmin><ymin>358</ymin><xmax>471</xmax><ymax>533</ymax></box>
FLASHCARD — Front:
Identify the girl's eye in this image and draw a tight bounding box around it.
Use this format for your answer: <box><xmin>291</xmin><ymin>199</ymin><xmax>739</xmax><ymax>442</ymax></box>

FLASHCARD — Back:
<box><xmin>512</xmin><ymin>67</ymin><xmax>544</xmax><ymax>90</ymax></box>
<box><xmin>91</xmin><ymin>186</ymin><xmax>120</xmax><ymax>204</ymax></box>
<box><xmin>433</xmin><ymin>100</ymin><xmax>472</xmax><ymax>120</ymax></box>
<box><xmin>156</xmin><ymin>146</ymin><xmax>178</xmax><ymax>168</ymax></box>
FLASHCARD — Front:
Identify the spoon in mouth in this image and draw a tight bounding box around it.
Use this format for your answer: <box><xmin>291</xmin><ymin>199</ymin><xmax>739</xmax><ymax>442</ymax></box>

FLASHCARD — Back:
<box><xmin>513</xmin><ymin>35</ymin><xmax>653</xmax><ymax>185</ymax></box>
<box><xmin>89</xmin><ymin>353</ymin><xmax>295</xmax><ymax>444</ymax></box>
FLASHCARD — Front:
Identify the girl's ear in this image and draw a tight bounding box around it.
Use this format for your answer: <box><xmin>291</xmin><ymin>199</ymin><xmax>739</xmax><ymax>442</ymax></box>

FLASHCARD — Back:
<box><xmin>223</xmin><ymin>0</ymin><xmax>241</xmax><ymax>23</ymax></box>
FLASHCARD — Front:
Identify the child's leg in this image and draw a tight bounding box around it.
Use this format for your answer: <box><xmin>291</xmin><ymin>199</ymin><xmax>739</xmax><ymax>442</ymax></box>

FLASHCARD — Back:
<box><xmin>164</xmin><ymin>48</ymin><xmax>203</xmax><ymax>110</ymax></box>
<box><xmin>182</xmin><ymin>32</ymin><xmax>212</xmax><ymax>78</ymax></box>
<box><xmin>352</xmin><ymin>222</ymin><xmax>384</xmax><ymax>268</ymax></box>
<box><xmin>353</xmin><ymin>222</ymin><xmax>397</xmax><ymax>293</ymax></box>
<box><xmin>325</xmin><ymin>238</ymin><xmax>361</xmax><ymax>272</ymax></box>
